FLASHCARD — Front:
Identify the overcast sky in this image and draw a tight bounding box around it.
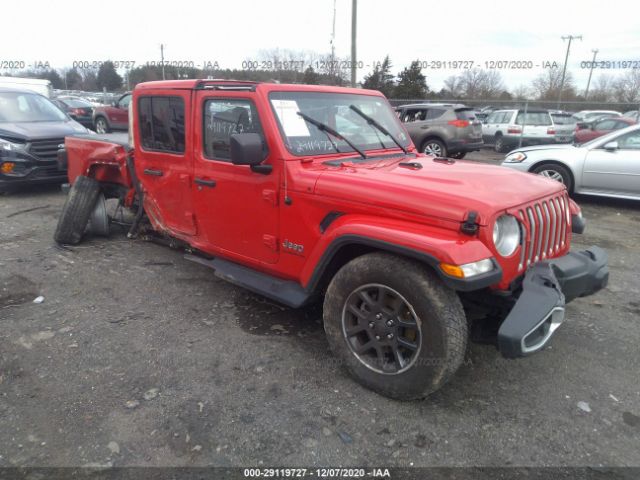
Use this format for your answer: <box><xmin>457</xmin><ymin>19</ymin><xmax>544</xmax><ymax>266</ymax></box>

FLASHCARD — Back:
<box><xmin>2</xmin><ymin>0</ymin><xmax>639</xmax><ymax>91</ymax></box>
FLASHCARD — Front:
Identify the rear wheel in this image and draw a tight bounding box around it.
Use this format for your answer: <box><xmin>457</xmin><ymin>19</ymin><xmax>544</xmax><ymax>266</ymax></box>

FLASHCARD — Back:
<box><xmin>421</xmin><ymin>139</ymin><xmax>447</xmax><ymax>157</ymax></box>
<box><xmin>95</xmin><ymin>117</ymin><xmax>110</xmax><ymax>134</ymax></box>
<box><xmin>532</xmin><ymin>163</ymin><xmax>573</xmax><ymax>192</ymax></box>
<box><xmin>54</xmin><ymin>176</ymin><xmax>100</xmax><ymax>245</ymax></box>
<box><xmin>494</xmin><ymin>134</ymin><xmax>508</xmax><ymax>153</ymax></box>
<box><xmin>323</xmin><ymin>252</ymin><xmax>467</xmax><ymax>400</ymax></box>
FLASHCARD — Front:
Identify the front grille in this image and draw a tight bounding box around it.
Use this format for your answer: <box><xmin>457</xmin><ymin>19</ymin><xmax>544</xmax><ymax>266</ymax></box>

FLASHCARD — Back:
<box><xmin>516</xmin><ymin>193</ymin><xmax>571</xmax><ymax>271</ymax></box>
<box><xmin>29</xmin><ymin>138</ymin><xmax>65</xmax><ymax>161</ymax></box>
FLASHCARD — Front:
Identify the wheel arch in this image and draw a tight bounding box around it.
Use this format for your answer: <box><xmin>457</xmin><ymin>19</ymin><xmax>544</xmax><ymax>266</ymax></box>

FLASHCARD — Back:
<box><xmin>528</xmin><ymin>159</ymin><xmax>577</xmax><ymax>192</ymax></box>
<box><xmin>93</xmin><ymin>114</ymin><xmax>111</xmax><ymax>129</ymax></box>
<box><xmin>302</xmin><ymin>220</ymin><xmax>501</xmax><ymax>296</ymax></box>
<box><xmin>419</xmin><ymin>135</ymin><xmax>447</xmax><ymax>151</ymax></box>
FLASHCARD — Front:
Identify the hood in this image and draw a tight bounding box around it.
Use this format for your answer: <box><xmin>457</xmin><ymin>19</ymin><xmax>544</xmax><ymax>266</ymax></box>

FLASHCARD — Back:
<box><xmin>314</xmin><ymin>157</ymin><xmax>565</xmax><ymax>225</ymax></box>
<box><xmin>0</xmin><ymin>120</ymin><xmax>88</xmax><ymax>140</ymax></box>
<box><xmin>511</xmin><ymin>144</ymin><xmax>577</xmax><ymax>154</ymax></box>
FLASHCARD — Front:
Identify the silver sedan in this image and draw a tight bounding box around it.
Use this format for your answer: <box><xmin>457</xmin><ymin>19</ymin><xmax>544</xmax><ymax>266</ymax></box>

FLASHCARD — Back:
<box><xmin>501</xmin><ymin>124</ymin><xmax>640</xmax><ymax>200</ymax></box>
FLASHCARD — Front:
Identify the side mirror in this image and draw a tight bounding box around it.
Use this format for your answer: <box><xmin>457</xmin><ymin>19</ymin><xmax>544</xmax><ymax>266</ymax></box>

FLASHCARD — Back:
<box><xmin>604</xmin><ymin>141</ymin><xmax>618</xmax><ymax>151</ymax></box>
<box><xmin>230</xmin><ymin>133</ymin><xmax>270</xmax><ymax>173</ymax></box>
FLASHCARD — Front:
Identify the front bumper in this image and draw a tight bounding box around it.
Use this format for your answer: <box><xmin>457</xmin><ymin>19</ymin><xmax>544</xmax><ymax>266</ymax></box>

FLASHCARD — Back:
<box><xmin>0</xmin><ymin>151</ymin><xmax>67</xmax><ymax>191</ymax></box>
<box><xmin>498</xmin><ymin>246</ymin><xmax>609</xmax><ymax>358</ymax></box>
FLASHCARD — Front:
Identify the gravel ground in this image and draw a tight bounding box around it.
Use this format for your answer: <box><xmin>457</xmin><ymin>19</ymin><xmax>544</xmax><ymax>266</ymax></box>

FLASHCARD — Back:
<box><xmin>0</xmin><ymin>149</ymin><xmax>639</xmax><ymax>468</ymax></box>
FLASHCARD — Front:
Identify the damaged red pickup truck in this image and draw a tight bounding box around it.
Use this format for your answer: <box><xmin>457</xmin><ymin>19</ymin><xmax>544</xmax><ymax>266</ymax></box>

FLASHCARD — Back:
<box><xmin>55</xmin><ymin>80</ymin><xmax>609</xmax><ymax>400</ymax></box>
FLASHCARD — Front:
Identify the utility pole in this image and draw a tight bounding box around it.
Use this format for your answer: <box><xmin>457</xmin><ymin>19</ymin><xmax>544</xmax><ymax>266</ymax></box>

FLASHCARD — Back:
<box><xmin>557</xmin><ymin>35</ymin><xmax>582</xmax><ymax>108</ymax></box>
<box><xmin>350</xmin><ymin>0</ymin><xmax>357</xmax><ymax>87</ymax></box>
<box><xmin>160</xmin><ymin>44</ymin><xmax>166</xmax><ymax>80</ymax></box>
<box><xmin>584</xmin><ymin>49</ymin><xmax>599</xmax><ymax>99</ymax></box>
<box><xmin>330</xmin><ymin>0</ymin><xmax>336</xmax><ymax>63</ymax></box>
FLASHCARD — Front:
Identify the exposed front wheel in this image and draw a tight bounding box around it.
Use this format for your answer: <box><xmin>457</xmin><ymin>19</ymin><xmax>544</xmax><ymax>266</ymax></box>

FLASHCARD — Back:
<box><xmin>532</xmin><ymin>163</ymin><xmax>573</xmax><ymax>192</ymax></box>
<box><xmin>421</xmin><ymin>139</ymin><xmax>447</xmax><ymax>157</ymax></box>
<box><xmin>323</xmin><ymin>253</ymin><xmax>468</xmax><ymax>400</ymax></box>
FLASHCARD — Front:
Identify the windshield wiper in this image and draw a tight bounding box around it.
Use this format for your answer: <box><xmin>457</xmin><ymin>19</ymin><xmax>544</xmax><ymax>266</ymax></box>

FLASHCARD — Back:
<box><xmin>349</xmin><ymin>105</ymin><xmax>408</xmax><ymax>154</ymax></box>
<box><xmin>297</xmin><ymin>112</ymin><xmax>367</xmax><ymax>159</ymax></box>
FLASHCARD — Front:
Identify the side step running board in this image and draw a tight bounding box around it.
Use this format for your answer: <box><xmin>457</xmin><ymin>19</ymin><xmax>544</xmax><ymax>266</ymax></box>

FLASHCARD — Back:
<box><xmin>184</xmin><ymin>254</ymin><xmax>310</xmax><ymax>308</ymax></box>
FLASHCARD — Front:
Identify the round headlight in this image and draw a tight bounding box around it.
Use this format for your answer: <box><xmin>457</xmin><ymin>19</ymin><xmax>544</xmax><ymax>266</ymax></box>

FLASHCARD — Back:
<box><xmin>493</xmin><ymin>214</ymin><xmax>521</xmax><ymax>257</ymax></box>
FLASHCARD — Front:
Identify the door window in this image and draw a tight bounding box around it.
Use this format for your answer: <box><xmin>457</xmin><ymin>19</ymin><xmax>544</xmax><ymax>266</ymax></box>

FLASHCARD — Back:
<box><xmin>425</xmin><ymin>108</ymin><xmax>445</xmax><ymax>120</ymax></box>
<box><xmin>138</xmin><ymin>96</ymin><xmax>185</xmax><ymax>153</ymax></box>
<box><xmin>203</xmin><ymin>98</ymin><xmax>265</xmax><ymax>161</ymax></box>
<box><xmin>616</xmin><ymin>130</ymin><xmax>640</xmax><ymax>150</ymax></box>
<box><xmin>594</xmin><ymin>119</ymin><xmax>617</xmax><ymax>131</ymax></box>
<box><xmin>118</xmin><ymin>94</ymin><xmax>132</xmax><ymax>109</ymax></box>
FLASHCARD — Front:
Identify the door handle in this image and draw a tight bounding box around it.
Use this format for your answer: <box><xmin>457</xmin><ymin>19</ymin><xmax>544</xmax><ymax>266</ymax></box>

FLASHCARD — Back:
<box><xmin>143</xmin><ymin>168</ymin><xmax>163</xmax><ymax>177</ymax></box>
<box><xmin>195</xmin><ymin>178</ymin><xmax>216</xmax><ymax>188</ymax></box>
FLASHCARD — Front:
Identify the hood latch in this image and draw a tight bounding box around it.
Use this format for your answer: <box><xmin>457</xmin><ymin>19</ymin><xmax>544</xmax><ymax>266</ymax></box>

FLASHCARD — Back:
<box><xmin>461</xmin><ymin>211</ymin><xmax>480</xmax><ymax>235</ymax></box>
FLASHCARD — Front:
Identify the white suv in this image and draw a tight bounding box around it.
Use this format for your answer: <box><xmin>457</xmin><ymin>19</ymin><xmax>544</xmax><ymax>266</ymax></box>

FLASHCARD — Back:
<box><xmin>482</xmin><ymin>109</ymin><xmax>556</xmax><ymax>152</ymax></box>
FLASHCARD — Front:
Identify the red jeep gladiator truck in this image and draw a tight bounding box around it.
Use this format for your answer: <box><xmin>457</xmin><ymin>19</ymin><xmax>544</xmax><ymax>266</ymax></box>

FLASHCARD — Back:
<box><xmin>54</xmin><ymin>80</ymin><xmax>608</xmax><ymax>400</ymax></box>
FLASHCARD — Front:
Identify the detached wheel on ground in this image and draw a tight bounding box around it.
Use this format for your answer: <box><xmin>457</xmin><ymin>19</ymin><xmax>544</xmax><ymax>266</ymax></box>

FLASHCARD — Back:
<box><xmin>323</xmin><ymin>252</ymin><xmax>468</xmax><ymax>400</ymax></box>
<box><xmin>421</xmin><ymin>139</ymin><xmax>447</xmax><ymax>157</ymax></box>
<box><xmin>94</xmin><ymin>117</ymin><xmax>110</xmax><ymax>134</ymax></box>
<box><xmin>532</xmin><ymin>163</ymin><xmax>573</xmax><ymax>192</ymax></box>
<box><xmin>54</xmin><ymin>176</ymin><xmax>100</xmax><ymax>245</ymax></box>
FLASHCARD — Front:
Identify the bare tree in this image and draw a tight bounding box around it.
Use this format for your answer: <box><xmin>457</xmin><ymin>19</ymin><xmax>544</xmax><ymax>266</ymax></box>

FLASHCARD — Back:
<box><xmin>512</xmin><ymin>84</ymin><xmax>531</xmax><ymax>100</ymax></box>
<box><xmin>458</xmin><ymin>69</ymin><xmax>505</xmax><ymax>99</ymax></box>
<box><xmin>443</xmin><ymin>75</ymin><xmax>463</xmax><ymax>98</ymax></box>
<box><xmin>531</xmin><ymin>66</ymin><xmax>577</xmax><ymax>101</ymax></box>
<box><xmin>612</xmin><ymin>69</ymin><xmax>640</xmax><ymax>103</ymax></box>
<box><xmin>589</xmin><ymin>74</ymin><xmax>615</xmax><ymax>102</ymax></box>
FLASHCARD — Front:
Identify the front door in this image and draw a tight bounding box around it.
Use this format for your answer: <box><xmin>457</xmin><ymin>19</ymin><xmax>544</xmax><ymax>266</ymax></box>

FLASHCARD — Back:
<box><xmin>192</xmin><ymin>93</ymin><xmax>279</xmax><ymax>264</ymax></box>
<box><xmin>112</xmin><ymin>93</ymin><xmax>131</xmax><ymax>129</ymax></box>
<box><xmin>134</xmin><ymin>91</ymin><xmax>196</xmax><ymax>236</ymax></box>
<box><xmin>583</xmin><ymin>129</ymin><xmax>640</xmax><ymax>196</ymax></box>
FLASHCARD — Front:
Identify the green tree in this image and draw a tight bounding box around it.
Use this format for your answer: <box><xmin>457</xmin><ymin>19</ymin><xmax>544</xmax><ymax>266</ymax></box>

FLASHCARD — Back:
<box><xmin>65</xmin><ymin>68</ymin><xmax>83</xmax><ymax>90</ymax></box>
<box><xmin>362</xmin><ymin>55</ymin><xmax>395</xmax><ymax>97</ymax></box>
<box><xmin>97</xmin><ymin>61</ymin><xmax>123</xmax><ymax>91</ymax></box>
<box><xmin>394</xmin><ymin>61</ymin><xmax>429</xmax><ymax>99</ymax></box>
<box><xmin>303</xmin><ymin>66</ymin><xmax>319</xmax><ymax>85</ymax></box>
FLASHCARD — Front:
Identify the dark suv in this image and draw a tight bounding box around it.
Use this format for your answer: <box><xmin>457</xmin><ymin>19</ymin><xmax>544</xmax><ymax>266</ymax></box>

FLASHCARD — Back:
<box><xmin>0</xmin><ymin>88</ymin><xmax>90</xmax><ymax>192</ymax></box>
<box><xmin>395</xmin><ymin>103</ymin><xmax>483</xmax><ymax>158</ymax></box>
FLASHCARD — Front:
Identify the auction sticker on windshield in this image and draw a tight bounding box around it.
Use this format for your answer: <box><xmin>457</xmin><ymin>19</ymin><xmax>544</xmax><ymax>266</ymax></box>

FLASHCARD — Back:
<box><xmin>271</xmin><ymin>99</ymin><xmax>311</xmax><ymax>137</ymax></box>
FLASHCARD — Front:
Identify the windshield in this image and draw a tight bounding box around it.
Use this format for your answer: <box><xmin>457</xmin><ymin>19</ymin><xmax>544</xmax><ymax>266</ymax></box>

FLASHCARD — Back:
<box><xmin>269</xmin><ymin>91</ymin><xmax>411</xmax><ymax>156</ymax></box>
<box><xmin>0</xmin><ymin>91</ymin><xmax>68</xmax><ymax>123</ymax></box>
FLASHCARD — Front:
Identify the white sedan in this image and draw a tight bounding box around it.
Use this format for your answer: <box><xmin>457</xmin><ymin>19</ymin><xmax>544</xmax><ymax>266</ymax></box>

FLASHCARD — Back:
<box><xmin>501</xmin><ymin>124</ymin><xmax>640</xmax><ymax>200</ymax></box>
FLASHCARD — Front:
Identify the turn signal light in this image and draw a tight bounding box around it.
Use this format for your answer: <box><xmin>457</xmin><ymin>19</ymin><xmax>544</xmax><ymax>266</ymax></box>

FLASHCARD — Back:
<box><xmin>440</xmin><ymin>263</ymin><xmax>464</xmax><ymax>278</ymax></box>
<box><xmin>1</xmin><ymin>162</ymin><xmax>15</xmax><ymax>174</ymax></box>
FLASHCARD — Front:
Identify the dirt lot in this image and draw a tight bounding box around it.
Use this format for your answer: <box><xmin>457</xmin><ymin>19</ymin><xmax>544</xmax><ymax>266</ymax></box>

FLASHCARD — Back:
<box><xmin>1</xmin><ymin>149</ymin><xmax>639</xmax><ymax>468</ymax></box>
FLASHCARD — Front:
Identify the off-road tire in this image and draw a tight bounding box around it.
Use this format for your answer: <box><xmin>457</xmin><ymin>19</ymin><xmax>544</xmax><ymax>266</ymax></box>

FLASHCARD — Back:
<box><xmin>94</xmin><ymin>117</ymin><xmax>110</xmax><ymax>134</ymax></box>
<box><xmin>323</xmin><ymin>252</ymin><xmax>468</xmax><ymax>400</ymax></box>
<box><xmin>532</xmin><ymin>162</ymin><xmax>573</xmax><ymax>192</ymax></box>
<box><xmin>54</xmin><ymin>176</ymin><xmax>100</xmax><ymax>245</ymax></box>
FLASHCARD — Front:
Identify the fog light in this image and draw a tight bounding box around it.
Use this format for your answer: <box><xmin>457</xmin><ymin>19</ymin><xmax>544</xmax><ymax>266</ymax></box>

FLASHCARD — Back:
<box><xmin>1</xmin><ymin>162</ymin><xmax>15</xmax><ymax>174</ymax></box>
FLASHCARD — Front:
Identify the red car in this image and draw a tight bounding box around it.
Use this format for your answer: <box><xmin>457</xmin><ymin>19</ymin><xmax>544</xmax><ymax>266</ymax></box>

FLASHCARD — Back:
<box><xmin>574</xmin><ymin>117</ymin><xmax>635</xmax><ymax>144</ymax></box>
<box><xmin>92</xmin><ymin>92</ymin><xmax>131</xmax><ymax>133</ymax></box>
<box><xmin>54</xmin><ymin>80</ymin><xmax>608</xmax><ymax>400</ymax></box>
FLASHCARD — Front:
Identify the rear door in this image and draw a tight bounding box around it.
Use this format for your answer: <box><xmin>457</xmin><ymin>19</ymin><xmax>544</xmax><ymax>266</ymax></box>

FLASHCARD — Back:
<box><xmin>582</xmin><ymin>129</ymin><xmax>640</xmax><ymax>195</ymax></box>
<box><xmin>454</xmin><ymin>108</ymin><xmax>482</xmax><ymax>141</ymax></box>
<box><xmin>134</xmin><ymin>90</ymin><xmax>196</xmax><ymax>236</ymax></box>
<box><xmin>112</xmin><ymin>94</ymin><xmax>131</xmax><ymax>129</ymax></box>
